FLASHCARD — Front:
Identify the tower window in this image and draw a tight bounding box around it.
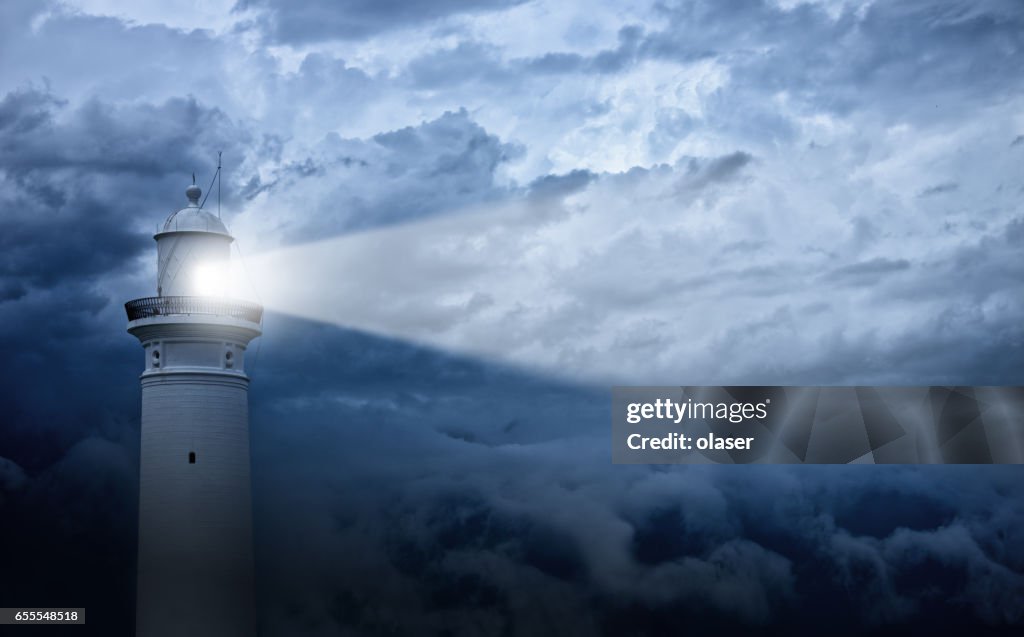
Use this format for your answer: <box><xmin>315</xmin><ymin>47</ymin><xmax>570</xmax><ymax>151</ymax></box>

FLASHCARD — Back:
<box><xmin>188</xmin><ymin>451</ymin><xmax>196</xmax><ymax>464</ymax></box>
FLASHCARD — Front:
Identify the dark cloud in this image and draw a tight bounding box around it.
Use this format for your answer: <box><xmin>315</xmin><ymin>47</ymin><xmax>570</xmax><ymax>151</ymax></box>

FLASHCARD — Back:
<box><xmin>290</xmin><ymin>53</ymin><xmax>377</xmax><ymax>106</ymax></box>
<box><xmin>1006</xmin><ymin>217</ymin><xmax>1024</xmax><ymax>242</ymax></box>
<box><xmin>919</xmin><ymin>182</ymin><xmax>959</xmax><ymax>197</ymax></box>
<box><xmin>245</xmin><ymin>317</ymin><xmax>1024</xmax><ymax>635</ymax></box>
<box><xmin>527</xmin><ymin>169</ymin><xmax>596</xmax><ymax>199</ymax></box>
<box><xmin>236</xmin><ymin>0</ymin><xmax>529</xmax><ymax>42</ymax></box>
<box><xmin>524</xmin><ymin>51</ymin><xmax>586</xmax><ymax>75</ymax></box>
<box><xmin>404</xmin><ymin>25</ymin><xmax>645</xmax><ymax>92</ymax></box>
<box><xmin>394</xmin><ymin>0</ymin><xmax>1023</xmax><ymax>137</ymax></box>
<box><xmin>0</xmin><ymin>87</ymin><xmax>252</xmax><ymax>290</ymax></box>
<box><xmin>407</xmin><ymin>41</ymin><xmax>515</xmax><ymax>88</ymax></box>
<box><xmin>0</xmin><ymin>3</ymin><xmax>245</xmax><ymax>115</ymax></box>
<box><xmin>3</xmin><ymin>307</ymin><xmax>1022</xmax><ymax>634</ymax></box>
<box><xmin>674</xmin><ymin>151</ymin><xmax>754</xmax><ymax>191</ymax></box>
<box><xmin>826</xmin><ymin>257</ymin><xmax>912</xmax><ymax>285</ymax></box>
<box><xmin>646</xmin><ymin>1</ymin><xmax>1024</xmax><ymax>122</ymax></box>
<box><xmin>403</xmin><ymin>24</ymin><xmax>648</xmax><ymax>93</ymax></box>
<box><xmin>589</xmin><ymin>24</ymin><xmax>645</xmax><ymax>73</ymax></box>
<box><xmin>0</xmin><ymin>87</ymin><xmax>64</xmax><ymax>133</ymax></box>
<box><xmin>242</xmin><ymin>108</ymin><xmax>524</xmax><ymax>242</ymax></box>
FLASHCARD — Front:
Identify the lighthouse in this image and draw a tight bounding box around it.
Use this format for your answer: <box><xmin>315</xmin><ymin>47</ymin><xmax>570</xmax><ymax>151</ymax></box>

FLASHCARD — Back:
<box><xmin>126</xmin><ymin>182</ymin><xmax>262</xmax><ymax>636</ymax></box>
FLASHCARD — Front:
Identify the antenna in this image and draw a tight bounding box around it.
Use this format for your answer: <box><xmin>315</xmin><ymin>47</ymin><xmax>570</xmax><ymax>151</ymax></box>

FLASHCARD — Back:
<box><xmin>198</xmin><ymin>152</ymin><xmax>223</xmax><ymax>214</ymax></box>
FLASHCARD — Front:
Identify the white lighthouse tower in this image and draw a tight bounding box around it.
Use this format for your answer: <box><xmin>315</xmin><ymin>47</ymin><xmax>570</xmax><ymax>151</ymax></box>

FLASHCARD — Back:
<box><xmin>126</xmin><ymin>182</ymin><xmax>262</xmax><ymax>636</ymax></box>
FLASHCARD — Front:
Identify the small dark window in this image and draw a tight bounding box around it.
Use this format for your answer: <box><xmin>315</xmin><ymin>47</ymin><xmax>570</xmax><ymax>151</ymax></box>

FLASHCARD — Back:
<box><xmin>188</xmin><ymin>451</ymin><xmax>196</xmax><ymax>464</ymax></box>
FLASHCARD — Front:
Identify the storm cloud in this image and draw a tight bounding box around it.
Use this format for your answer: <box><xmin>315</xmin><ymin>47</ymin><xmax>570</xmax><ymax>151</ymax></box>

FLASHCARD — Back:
<box><xmin>237</xmin><ymin>0</ymin><xmax>530</xmax><ymax>43</ymax></box>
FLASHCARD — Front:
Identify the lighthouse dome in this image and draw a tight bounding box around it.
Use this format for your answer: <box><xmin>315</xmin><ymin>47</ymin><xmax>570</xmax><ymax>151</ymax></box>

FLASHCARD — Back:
<box><xmin>160</xmin><ymin>183</ymin><xmax>230</xmax><ymax>236</ymax></box>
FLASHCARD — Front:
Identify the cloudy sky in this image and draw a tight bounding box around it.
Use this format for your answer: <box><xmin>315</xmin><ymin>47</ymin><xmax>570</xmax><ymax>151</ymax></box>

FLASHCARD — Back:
<box><xmin>1</xmin><ymin>0</ymin><xmax>1023</xmax><ymax>634</ymax></box>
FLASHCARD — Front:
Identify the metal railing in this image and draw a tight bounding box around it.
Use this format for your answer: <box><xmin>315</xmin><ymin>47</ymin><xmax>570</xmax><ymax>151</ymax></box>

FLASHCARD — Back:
<box><xmin>125</xmin><ymin>296</ymin><xmax>263</xmax><ymax>323</ymax></box>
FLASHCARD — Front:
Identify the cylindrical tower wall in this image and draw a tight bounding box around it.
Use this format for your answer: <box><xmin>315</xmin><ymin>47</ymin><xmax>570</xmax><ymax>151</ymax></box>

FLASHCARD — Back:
<box><xmin>136</xmin><ymin>371</ymin><xmax>255</xmax><ymax>637</ymax></box>
<box><xmin>129</xmin><ymin>313</ymin><xmax>261</xmax><ymax>637</ymax></box>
